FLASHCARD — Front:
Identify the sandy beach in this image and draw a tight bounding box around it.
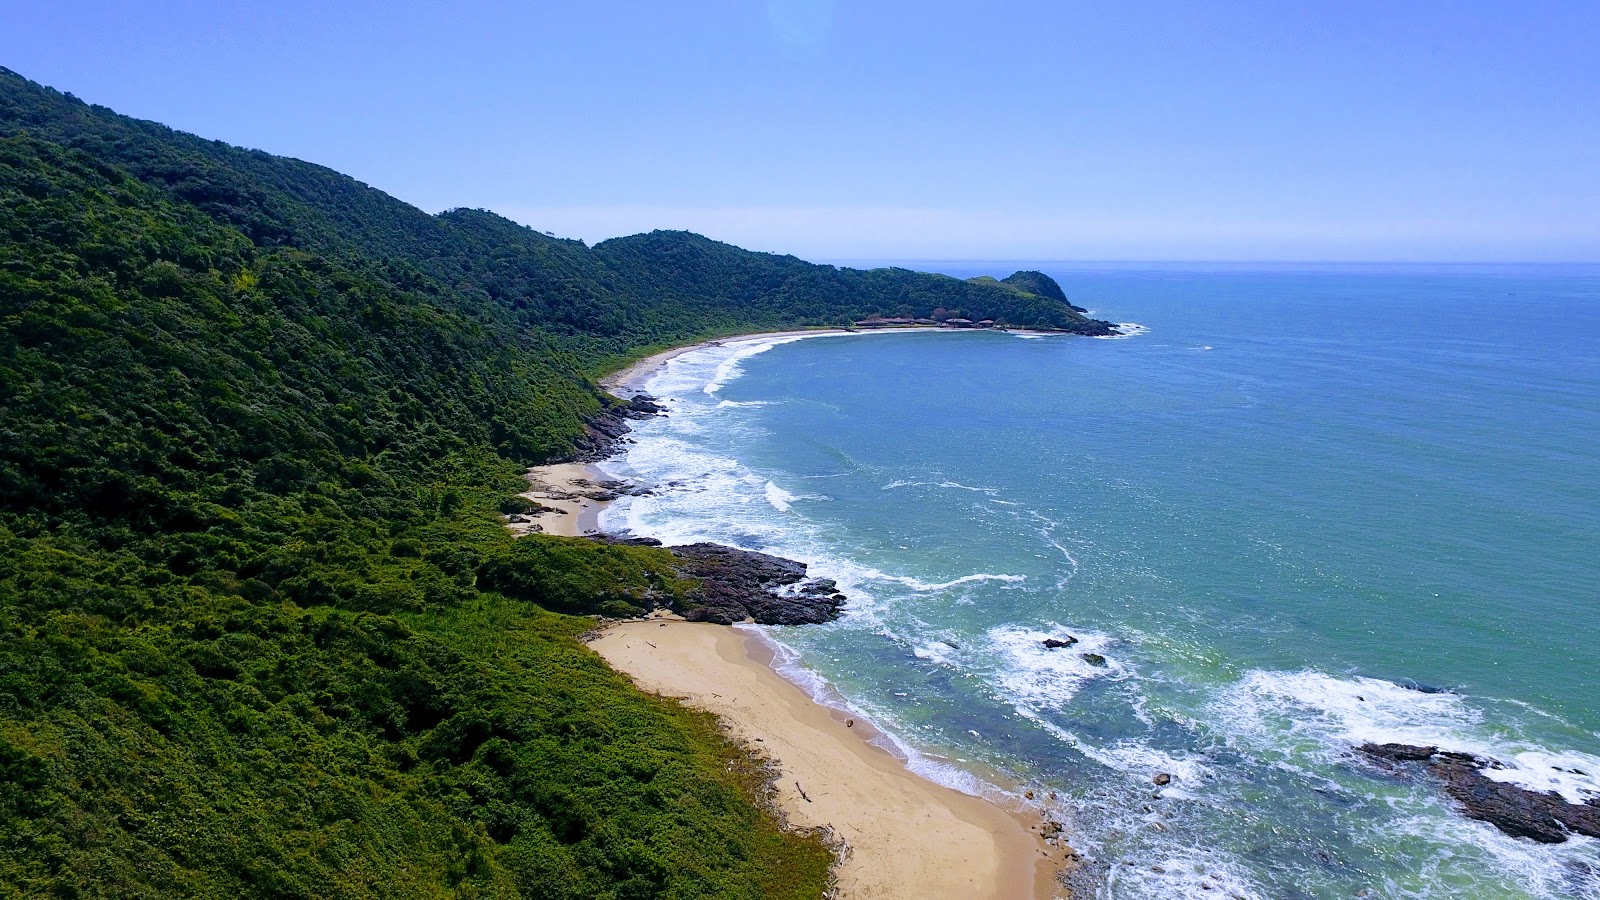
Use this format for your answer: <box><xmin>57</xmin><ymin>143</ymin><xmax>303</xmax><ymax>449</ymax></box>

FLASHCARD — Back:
<box><xmin>524</xmin><ymin>327</ymin><xmax>1074</xmax><ymax>897</ymax></box>
<box><xmin>600</xmin><ymin>328</ymin><xmax>856</xmax><ymax>397</ymax></box>
<box><xmin>590</xmin><ymin>621</ymin><xmax>1069</xmax><ymax>899</ymax></box>
<box><xmin>505</xmin><ymin>462</ymin><xmax>610</xmax><ymax>537</ymax></box>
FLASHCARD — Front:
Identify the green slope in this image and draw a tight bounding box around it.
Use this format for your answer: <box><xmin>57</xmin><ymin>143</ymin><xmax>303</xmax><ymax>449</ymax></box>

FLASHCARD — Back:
<box><xmin>0</xmin><ymin>65</ymin><xmax>1111</xmax><ymax>359</ymax></box>
<box><xmin>0</xmin><ymin>129</ymin><xmax>829</xmax><ymax>900</ymax></box>
<box><xmin>0</xmin><ymin>65</ymin><xmax>1107</xmax><ymax>898</ymax></box>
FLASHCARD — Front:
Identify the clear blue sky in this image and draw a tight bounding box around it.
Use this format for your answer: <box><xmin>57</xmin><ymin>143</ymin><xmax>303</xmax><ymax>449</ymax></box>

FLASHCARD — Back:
<box><xmin>4</xmin><ymin>1</ymin><xmax>1598</xmax><ymax>261</ymax></box>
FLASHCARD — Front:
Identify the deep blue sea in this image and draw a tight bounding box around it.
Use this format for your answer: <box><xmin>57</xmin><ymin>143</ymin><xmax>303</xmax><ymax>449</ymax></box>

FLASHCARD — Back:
<box><xmin>599</xmin><ymin>263</ymin><xmax>1600</xmax><ymax>899</ymax></box>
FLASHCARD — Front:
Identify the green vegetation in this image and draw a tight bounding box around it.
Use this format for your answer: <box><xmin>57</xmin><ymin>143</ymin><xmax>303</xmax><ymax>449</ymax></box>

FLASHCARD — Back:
<box><xmin>0</xmin><ymin>65</ymin><xmax>1099</xmax><ymax>897</ymax></box>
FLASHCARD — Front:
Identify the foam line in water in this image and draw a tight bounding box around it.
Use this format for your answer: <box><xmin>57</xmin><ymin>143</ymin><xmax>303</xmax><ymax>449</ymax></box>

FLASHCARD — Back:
<box><xmin>743</xmin><ymin>625</ymin><xmax>1001</xmax><ymax>800</ymax></box>
<box><xmin>764</xmin><ymin>480</ymin><xmax>796</xmax><ymax>512</ymax></box>
<box><xmin>1103</xmin><ymin>847</ymin><xmax>1264</xmax><ymax>900</ymax></box>
<box><xmin>985</xmin><ymin>624</ymin><xmax>1121</xmax><ymax>712</ymax></box>
<box><xmin>698</xmin><ymin>332</ymin><xmax>857</xmax><ymax>395</ymax></box>
<box><xmin>1383</xmin><ymin>810</ymin><xmax>1600</xmax><ymax>899</ymax></box>
<box><xmin>879</xmin><ymin>479</ymin><xmax>999</xmax><ymax>494</ymax></box>
<box><xmin>1214</xmin><ymin>669</ymin><xmax>1600</xmax><ymax>804</ymax></box>
<box><xmin>1094</xmin><ymin>322</ymin><xmax>1150</xmax><ymax>339</ymax></box>
<box><xmin>874</xmin><ymin>572</ymin><xmax>1026</xmax><ymax>592</ymax></box>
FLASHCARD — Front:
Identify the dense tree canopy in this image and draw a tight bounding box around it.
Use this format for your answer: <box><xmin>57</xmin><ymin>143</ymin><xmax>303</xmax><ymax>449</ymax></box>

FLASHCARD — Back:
<box><xmin>0</xmin><ymin>66</ymin><xmax>1103</xmax><ymax>898</ymax></box>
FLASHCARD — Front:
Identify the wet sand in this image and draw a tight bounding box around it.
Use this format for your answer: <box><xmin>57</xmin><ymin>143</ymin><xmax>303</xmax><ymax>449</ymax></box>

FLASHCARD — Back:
<box><xmin>589</xmin><ymin>620</ymin><xmax>1070</xmax><ymax>899</ymax></box>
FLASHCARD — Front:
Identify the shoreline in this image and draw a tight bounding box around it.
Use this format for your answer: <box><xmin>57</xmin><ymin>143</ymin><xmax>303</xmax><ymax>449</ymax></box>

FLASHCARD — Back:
<box><xmin>524</xmin><ymin>327</ymin><xmax>1076</xmax><ymax>896</ymax></box>
<box><xmin>512</xmin><ymin>330</ymin><xmax>867</xmax><ymax>537</ymax></box>
<box><xmin>599</xmin><ymin>327</ymin><xmax>859</xmax><ymax>396</ymax></box>
<box><xmin>589</xmin><ymin>620</ymin><xmax>1070</xmax><ymax>899</ymax></box>
<box><xmin>596</xmin><ymin>324</ymin><xmax>1063</xmax><ymax>397</ymax></box>
<box><xmin>506</xmin><ymin>462</ymin><xmax>613</xmax><ymax>537</ymax></box>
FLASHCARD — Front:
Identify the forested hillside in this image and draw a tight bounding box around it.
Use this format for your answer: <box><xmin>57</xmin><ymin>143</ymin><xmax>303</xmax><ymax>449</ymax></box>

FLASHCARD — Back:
<box><xmin>0</xmin><ymin>66</ymin><xmax>1102</xmax><ymax>898</ymax></box>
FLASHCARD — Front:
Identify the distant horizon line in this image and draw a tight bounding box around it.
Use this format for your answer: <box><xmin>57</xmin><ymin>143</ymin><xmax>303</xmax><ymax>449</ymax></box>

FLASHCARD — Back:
<box><xmin>815</xmin><ymin>257</ymin><xmax>1600</xmax><ymax>268</ymax></box>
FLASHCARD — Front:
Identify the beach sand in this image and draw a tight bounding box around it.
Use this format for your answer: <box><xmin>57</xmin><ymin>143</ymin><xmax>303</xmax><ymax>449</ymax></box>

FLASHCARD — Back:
<box><xmin>600</xmin><ymin>328</ymin><xmax>855</xmax><ymax>397</ymax></box>
<box><xmin>589</xmin><ymin>620</ymin><xmax>1069</xmax><ymax>899</ymax></box>
<box><xmin>506</xmin><ymin>462</ymin><xmax>609</xmax><ymax>538</ymax></box>
<box><xmin>556</xmin><ymin>328</ymin><xmax>1074</xmax><ymax>896</ymax></box>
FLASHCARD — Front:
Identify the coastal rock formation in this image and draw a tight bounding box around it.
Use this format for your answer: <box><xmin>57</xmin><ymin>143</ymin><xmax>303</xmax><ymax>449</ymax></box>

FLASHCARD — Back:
<box><xmin>1042</xmin><ymin>636</ymin><xmax>1078</xmax><ymax>649</ymax></box>
<box><xmin>565</xmin><ymin>394</ymin><xmax>666</xmax><ymax>462</ymax></box>
<box><xmin>592</xmin><ymin>537</ymin><xmax>847</xmax><ymax>626</ymax></box>
<box><xmin>668</xmin><ymin>543</ymin><xmax>847</xmax><ymax>626</ymax></box>
<box><xmin>1392</xmin><ymin>677</ymin><xmax>1453</xmax><ymax>694</ymax></box>
<box><xmin>1358</xmin><ymin>742</ymin><xmax>1600</xmax><ymax>843</ymax></box>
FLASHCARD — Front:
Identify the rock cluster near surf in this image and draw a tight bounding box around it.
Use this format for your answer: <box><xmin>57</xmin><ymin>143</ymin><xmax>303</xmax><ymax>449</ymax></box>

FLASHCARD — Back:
<box><xmin>1358</xmin><ymin>742</ymin><xmax>1600</xmax><ymax>843</ymax></box>
<box><xmin>599</xmin><ymin>537</ymin><xmax>847</xmax><ymax>625</ymax></box>
<box><xmin>565</xmin><ymin>394</ymin><xmax>666</xmax><ymax>463</ymax></box>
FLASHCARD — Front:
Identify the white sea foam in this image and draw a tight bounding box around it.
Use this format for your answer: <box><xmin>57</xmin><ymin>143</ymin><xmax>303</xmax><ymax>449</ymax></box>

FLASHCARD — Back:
<box><xmin>986</xmin><ymin>624</ymin><xmax>1120</xmax><ymax>711</ymax></box>
<box><xmin>694</xmin><ymin>331</ymin><xmax>866</xmax><ymax>395</ymax></box>
<box><xmin>1094</xmin><ymin>322</ymin><xmax>1150</xmax><ymax>339</ymax></box>
<box><xmin>1383</xmin><ymin>810</ymin><xmax>1600</xmax><ymax>899</ymax></box>
<box><xmin>911</xmin><ymin>640</ymin><xmax>963</xmax><ymax>667</ymax></box>
<box><xmin>747</xmin><ymin>625</ymin><xmax>999</xmax><ymax>800</ymax></box>
<box><xmin>878</xmin><ymin>572</ymin><xmax>1026</xmax><ymax>592</ymax></box>
<box><xmin>702</xmin><ymin>338</ymin><xmax>792</xmax><ymax>394</ymax></box>
<box><xmin>879</xmin><ymin>479</ymin><xmax>1000</xmax><ymax>495</ymax></box>
<box><xmin>1481</xmin><ymin>749</ymin><xmax>1600</xmax><ymax>805</ymax></box>
<box><xmin>1104</xmin><ymin>847</ymin><xmax>1265</xmax><ymax>900</ymax></box>
<box><xmin>1213</xmin><ymin>669</ymin><xmax>1600</xmax><ymax>805</ymax></box>
<box><xmin>764</xmin><ymin>480</ymin><xmax>797</xmax><ymax>512</ymax></box>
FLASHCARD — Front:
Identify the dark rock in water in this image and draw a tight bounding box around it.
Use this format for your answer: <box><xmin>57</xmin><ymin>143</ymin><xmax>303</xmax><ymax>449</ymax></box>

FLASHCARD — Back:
<box><xmin>1042</xmin><ymin>636</ymin><xmax>1078</xmax><ymax>649</ymax></box>
<box><xmin>1081</xmin><ymin>652</ymin><xmax>1108</xmax><ymax>667</ymax></box>
<box><xmin>597</xmin><ymin>535</ymin><xmax>663</xmax><ymax>547</ymax></box>
<box><xmin>1153</xmin><ymin>773</ymin><xmax>1172</xmax><ymax>786</ymax></box>
<box><xmin>623</xmin><ymin>394</ymin><xmax>665</xmax><ymax>416</ymax></box>
<box><xmin>1393</xmin><ymin>677</ymin><xmax>1453</xmax><ymax>695</ymax></box>
<box><xmin>588</xmin><ymin>535</ymin><xmax>844</xmax><ymax>624</ymax></box>
<box><xmin>667</xmin><ymin>543</ymin><xmax>845</xmax><ymax>626</ymax></box>
<box><xmin>1361</xmin><ymin>743</ymin><xmax>1444</xmax><ymax>763</ymax></box>
<box><xmin>1358</xmin><ymin>742</ymin><xmax>1600</xmax><ymax>843</ymax></box>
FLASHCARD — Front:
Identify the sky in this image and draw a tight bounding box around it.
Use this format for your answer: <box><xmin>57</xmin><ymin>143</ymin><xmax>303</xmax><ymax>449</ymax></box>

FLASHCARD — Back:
<box><xmin>4</xmin><ymin>1</ymin><xmax>1598</xmax><ymax>262</ymax></box>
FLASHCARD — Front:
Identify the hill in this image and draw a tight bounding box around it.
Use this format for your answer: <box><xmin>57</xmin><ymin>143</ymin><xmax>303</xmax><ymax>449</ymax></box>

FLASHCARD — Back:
<box><xmin>0</xmin><ymin>65</ymin><xmax>1106</xmax><ymax>898</ymax></box>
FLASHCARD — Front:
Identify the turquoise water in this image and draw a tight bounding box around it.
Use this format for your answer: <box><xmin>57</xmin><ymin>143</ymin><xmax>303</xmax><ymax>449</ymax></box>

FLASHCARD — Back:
<box><xmin>600</xmin><ymin>264</ymin><xmax>1600</xmax><ymax>899</ymax></box>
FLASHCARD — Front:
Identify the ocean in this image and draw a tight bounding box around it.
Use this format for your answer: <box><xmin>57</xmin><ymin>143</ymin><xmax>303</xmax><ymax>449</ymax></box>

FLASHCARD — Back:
<box><xmin>598</xmin><ymin>263</ymin><xmax>1600</xmax><ymax>899</ymax></box>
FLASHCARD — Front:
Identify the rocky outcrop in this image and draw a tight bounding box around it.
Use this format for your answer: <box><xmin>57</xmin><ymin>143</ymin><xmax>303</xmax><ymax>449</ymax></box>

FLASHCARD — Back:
<box><xmin>564</xmin><ymin>394</ymin><xmax>666</xmax><ymax>463</ymax></box>
<box><xmin>1358</xmin><ymin>742</ymin><xmax>1600</xmax><ymax>843</ymax></box>
<box><xmin>665</xmin><ymin>538</ymin><xmax>844</xmax><ymax>624</ymax></box>
<box><xmin>668</xmin><ymin>543</ymin><xmax>847</xmax><ymax>626</ymax></box>
<box><xmin>592</xmin><ymin>537</ymin><xmax>847</xmax><ymax>626</ymax></box>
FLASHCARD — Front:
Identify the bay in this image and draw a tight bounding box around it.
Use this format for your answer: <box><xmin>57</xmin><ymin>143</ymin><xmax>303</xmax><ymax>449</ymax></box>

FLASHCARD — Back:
<box><xmin>602</xmin><ymin>263</ymin><xmax>1600</xmax><ymax>899</ymax></box>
